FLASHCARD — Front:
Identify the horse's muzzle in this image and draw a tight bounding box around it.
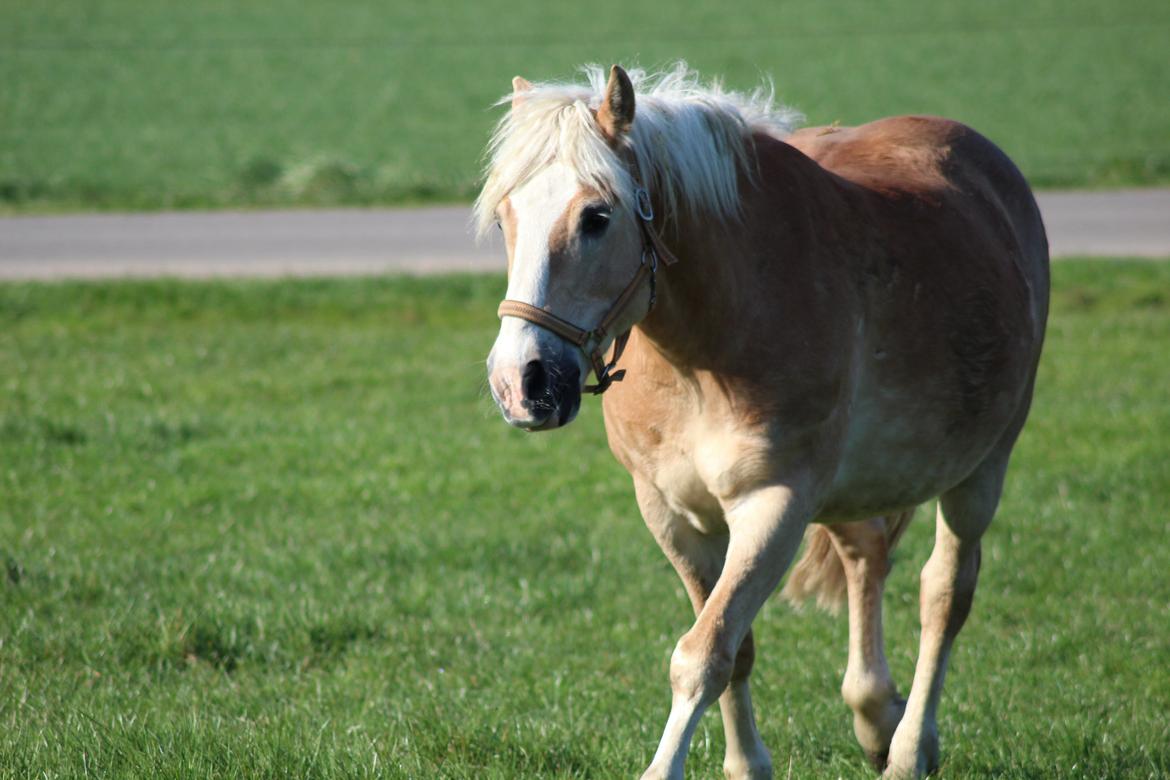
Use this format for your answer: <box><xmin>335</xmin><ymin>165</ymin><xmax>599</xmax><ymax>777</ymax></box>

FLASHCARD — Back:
<box><xmin>489</xmin><ymin>356</ymin><xmax>581</xmax><ymax>431</ymax></box>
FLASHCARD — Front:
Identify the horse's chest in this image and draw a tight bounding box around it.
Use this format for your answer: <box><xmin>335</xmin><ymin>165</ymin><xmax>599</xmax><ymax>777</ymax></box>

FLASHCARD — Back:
<box><xmin>603</xmin><ymin>402</ymin><xmax>769</xmax><ymax>534</ymax></box>
<box><xmin>651</xmin><ymin>447</ymin><xmax>727</xmax><ymax>534</ymax></box>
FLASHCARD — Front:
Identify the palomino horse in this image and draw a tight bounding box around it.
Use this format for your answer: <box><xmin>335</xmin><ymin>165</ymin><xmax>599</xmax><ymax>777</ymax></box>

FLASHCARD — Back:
<box><xmin>480</xmin><ymin>63</ymin><xmax>1048</xmax><ymax>779</ymax></box>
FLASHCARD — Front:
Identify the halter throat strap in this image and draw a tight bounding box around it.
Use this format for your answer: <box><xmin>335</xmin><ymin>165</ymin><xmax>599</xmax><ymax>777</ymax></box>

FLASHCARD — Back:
<box><xmin>496</xmin><ymin>149</ymin><xmax>677</xmax><ymax>394</ymax></box>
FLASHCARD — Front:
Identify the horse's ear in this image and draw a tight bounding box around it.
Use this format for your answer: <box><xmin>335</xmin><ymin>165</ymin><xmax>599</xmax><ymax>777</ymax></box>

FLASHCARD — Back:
<box><xmin>597</xmin><ymin>65</ymin><xmax>635</xmax><ymax>140</ymax></box>
<box><xmin>511</xmin><ymin>76</ymin><xmax>533</xmax><ymax>110</ymax></box>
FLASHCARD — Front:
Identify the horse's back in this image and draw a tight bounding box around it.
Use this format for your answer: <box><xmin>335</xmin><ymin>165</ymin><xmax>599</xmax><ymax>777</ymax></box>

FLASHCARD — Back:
<box><xmin>788</xmin><ymin>114</ymin><xmax>1048</xmax><ymax>368</ymax></box>
<box><xmin>789</xmin><ymin>115</ymin><xmax>1049</xmax><ymax>322</ymax></box>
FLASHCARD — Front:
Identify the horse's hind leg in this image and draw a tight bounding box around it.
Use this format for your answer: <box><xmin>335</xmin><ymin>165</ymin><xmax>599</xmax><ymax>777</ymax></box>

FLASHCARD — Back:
<box><xmin>826</xmin><ymin>518</ymin><xmax>907</xmax><ymax>770</ymax></box>
<box><xmin>884</xmin><ymin>455</ymin><xmax>1009</xmax><ymax>779</ymax></box>
<box><xmin>633</xmin><ymin>478</ymin><xmax>772</xmax><ymax>780</ymax></box>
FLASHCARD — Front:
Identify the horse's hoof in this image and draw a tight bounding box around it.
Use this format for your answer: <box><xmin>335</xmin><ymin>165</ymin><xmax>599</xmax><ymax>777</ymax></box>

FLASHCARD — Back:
<box><xmin>855</xmin><ymin>695</ymin><xmax>906</xmax><ymax>772</ymax></box>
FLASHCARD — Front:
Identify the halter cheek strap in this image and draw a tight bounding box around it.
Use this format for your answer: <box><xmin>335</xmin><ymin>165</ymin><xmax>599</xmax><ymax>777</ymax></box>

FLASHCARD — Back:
<box><xmin>496</xmin><ymin>156</ymin><xmax>678</xmax><ymax>394</ymax></box>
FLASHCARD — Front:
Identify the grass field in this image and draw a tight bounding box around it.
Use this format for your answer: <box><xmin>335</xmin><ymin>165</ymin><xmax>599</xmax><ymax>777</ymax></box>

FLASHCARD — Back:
<box><xmin>1</xmin><ymin>261</ymin><xmax>1168</xmax><ymax>778</ymax></box>
<box><xmin>3</xmin><ymin>1</ymin><xmax>1170</xmax><ymax>212</ymax></box>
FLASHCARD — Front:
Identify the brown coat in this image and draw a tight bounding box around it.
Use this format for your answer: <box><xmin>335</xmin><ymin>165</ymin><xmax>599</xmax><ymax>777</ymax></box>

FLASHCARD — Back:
<box><xmin>603</xmin><ymin>116</ymin><xmax>1048</xmax><ymax>524</ymax></box>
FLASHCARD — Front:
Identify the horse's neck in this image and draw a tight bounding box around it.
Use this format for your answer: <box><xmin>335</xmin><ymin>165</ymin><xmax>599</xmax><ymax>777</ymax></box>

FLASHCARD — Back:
<box><xmin>635</xmin><ymin>139</ymin><xmax>860</xmax><ymax>374</ymax></box>
<box><xmin>636</xmin><ymin>226</ymin><xmax>740</xmax><ymax>366</ymax></box>
<box><xmin>635</xmin><ymin>191</ymin><xmax>781</xmax><ymax>371</ymax></box>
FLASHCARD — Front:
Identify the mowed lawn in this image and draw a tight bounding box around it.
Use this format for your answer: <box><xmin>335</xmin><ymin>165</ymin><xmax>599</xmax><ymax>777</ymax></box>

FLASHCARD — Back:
<box><xmin>3</xmin><ymin>0</ymin><xmax>1170</xmax><ymax>212</ymax></box>
<box><xmin>1</xmin><ymin>261</ymin><xmax>1168</xmax><ymax>779</ymax></box>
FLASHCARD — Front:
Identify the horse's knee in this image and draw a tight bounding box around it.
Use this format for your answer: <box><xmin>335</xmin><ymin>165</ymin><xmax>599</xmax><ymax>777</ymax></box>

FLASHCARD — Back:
<box><xmin>670</xmin><ymin>631</ymin><xmax>735</xmax><ymax>705</ymax></box>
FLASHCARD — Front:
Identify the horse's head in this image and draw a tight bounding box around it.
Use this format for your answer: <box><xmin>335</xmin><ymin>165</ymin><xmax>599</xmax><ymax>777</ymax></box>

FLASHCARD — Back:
<box><xmin>484</xmin><ymin>66</ymin><xmax>652</xmax><ymax>431</ymax></box>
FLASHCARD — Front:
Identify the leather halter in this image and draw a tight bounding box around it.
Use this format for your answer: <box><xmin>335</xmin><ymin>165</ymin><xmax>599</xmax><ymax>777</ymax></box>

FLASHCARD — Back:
<box><xmin>496</xmin><ymin>152</ymin><xmax>678</xmax><ymax>394</ymax></box>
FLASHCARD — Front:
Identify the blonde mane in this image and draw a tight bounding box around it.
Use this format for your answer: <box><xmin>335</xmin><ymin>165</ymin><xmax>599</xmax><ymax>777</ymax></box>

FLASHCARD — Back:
<box><xmin>474</xmin><ymin>62</ymin><xmax>802</xmax><ymax>239</ymax></box>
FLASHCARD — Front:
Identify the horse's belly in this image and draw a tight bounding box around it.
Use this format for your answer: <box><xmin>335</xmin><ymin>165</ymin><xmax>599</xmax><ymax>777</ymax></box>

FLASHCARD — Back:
<box><xmin>818</xmin><ymin>384</ymin><xmax>1018</xmax><ymax>521</ymax></box>
<box><xmin>819</xmin><ymin>445</ymin><xmax>962</xmax><ymax>521</ymax></box>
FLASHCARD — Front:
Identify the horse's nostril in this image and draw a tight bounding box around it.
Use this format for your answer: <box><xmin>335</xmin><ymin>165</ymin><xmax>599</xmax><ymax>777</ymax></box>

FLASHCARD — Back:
<box><xmin>521</xmin><ymin>359</ymin><xmax>549</xmax><ymax>400</ymax></box>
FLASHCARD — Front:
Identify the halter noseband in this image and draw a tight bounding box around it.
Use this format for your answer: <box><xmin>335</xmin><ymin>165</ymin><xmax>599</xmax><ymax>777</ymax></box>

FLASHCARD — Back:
<box><xmin>496</xmin><ymin>154</ymin><xmax>678</xmax><ymax>394</ymax></box>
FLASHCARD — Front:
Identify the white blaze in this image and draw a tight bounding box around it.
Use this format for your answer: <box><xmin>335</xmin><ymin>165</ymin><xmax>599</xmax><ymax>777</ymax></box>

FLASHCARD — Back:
<box><xmin>491</xmin><ymin>162</ymin><xmax>584</xmax><ymax>373</ymax></box>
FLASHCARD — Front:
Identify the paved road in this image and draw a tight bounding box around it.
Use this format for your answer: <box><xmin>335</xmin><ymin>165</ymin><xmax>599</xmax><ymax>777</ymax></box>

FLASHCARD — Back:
<box><xmin>1</xmin><ymin>189</ymin><xmax>1167</xmax><ymax>279</ymax></box>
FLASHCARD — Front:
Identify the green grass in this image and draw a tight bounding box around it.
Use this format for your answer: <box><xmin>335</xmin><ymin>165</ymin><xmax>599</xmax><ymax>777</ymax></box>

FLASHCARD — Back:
<box><xmin>2</xmin><ymin>261</ymin><xmax>1169</xmax><ymax>778</ymax></box>
<box><xmin>2</xmin><ymin>1</ymin><xmax>1169</xmax><ymax>213</ymax></box>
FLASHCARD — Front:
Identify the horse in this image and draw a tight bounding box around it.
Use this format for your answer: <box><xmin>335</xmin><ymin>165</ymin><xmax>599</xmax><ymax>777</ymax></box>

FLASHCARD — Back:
<box><xmin>479</xmin><ymin>63</ymin><xmax>1048</xmax><ymax>779</ymax></box>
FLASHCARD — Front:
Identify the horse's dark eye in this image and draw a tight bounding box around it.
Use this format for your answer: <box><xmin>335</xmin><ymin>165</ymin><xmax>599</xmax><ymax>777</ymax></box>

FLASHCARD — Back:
<box><xmin>580</xmin><ymin>206</ymin><xmax>611</xmax><ymax>237</ymax></box>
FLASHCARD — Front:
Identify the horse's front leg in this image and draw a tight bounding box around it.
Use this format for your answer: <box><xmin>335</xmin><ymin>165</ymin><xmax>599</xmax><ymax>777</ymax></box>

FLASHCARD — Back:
<box><xmin>634</xmin><ymin>479</ymin><xmax>772</xmax><ymax>780</ymax></box>
<box><xmin>642</xmin><ymin>483</ymin><xmax>811</xmax><ymax>780</ymax></box>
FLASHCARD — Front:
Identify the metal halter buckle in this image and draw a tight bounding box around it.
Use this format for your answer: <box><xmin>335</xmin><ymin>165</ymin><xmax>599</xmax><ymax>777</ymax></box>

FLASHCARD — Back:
<box><xmin>634</xmin><ymin>187</ymin><xmax>654</xmax><ymax>222</ymax></box>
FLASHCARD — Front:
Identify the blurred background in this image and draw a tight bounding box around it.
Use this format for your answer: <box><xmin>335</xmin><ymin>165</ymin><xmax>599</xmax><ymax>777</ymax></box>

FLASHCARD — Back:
<box><xmin>3</xmin><ymin>3</ymin><xmax>1169</xmax><ymax>778</ymax></box>
<box><xmin>3</xmin><ymin>0</ymin><xmax>1169</xmax><ymax>213</ymax></box>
